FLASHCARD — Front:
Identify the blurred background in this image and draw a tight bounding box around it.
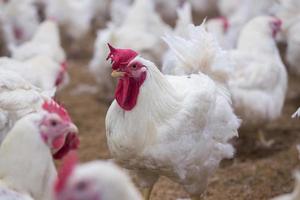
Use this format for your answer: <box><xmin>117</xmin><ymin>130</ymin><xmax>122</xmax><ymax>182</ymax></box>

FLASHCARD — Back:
<box><xmin>0</xmin><ymin>0</ymin><xmax>300</xmax><ymax>199</ymax></box>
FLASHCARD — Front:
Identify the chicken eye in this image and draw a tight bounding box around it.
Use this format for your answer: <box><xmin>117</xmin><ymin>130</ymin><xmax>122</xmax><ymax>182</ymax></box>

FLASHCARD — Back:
<box><xmin>50</xmin><ymin>120</ymin><xmax>58</xmax><ymax>127</ymax></box>
<box><xmin>76</xmin><ymin>181</ymin><xmax>88</xmax><ymax>191</ymax></box>
<box><xmin>131</xmin><ymin>64</ymin><xmax>138</xmax><ymax>70</ymax></box>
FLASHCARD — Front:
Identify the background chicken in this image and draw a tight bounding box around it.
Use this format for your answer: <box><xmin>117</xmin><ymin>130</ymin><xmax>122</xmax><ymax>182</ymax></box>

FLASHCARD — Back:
<box><xmin>275</xmin><ymin>0</ymin><xmax>300</xmax><ymax>76</ymax></box>
<box><xmin>11</xmin><ymin>20</ymin><xmax>66</xmax><ymax>65</ymax></box>
<box><xmin>45</xmin><ymin>0</ymin><xmax>94</xmax><ymax>41</ymax></box>
<box><xmin>0</xmin><ymin>69</ymin><xmax>53</xmax><ymax>143</ymax></box>
<box><xmin>217</xmin><ymin>0</ymin><xmax>278</xmax><ymax>48</ymax></box>
<box><xmin>54</xmin><ymin>151</ymin><xmax>142</xmax><ymax>200</ymax></box>
<box><xmin>105</xmin><ymin>44</ymin><xmax>240</xmax><ymax>200</ymax></box>
<box><xmin>0</xmin><ymin>56</ymin><xmax>68</xmax><ymax>91</ymax></box>
<box><xmin>163</xmin><ymin>16</ymin><xmax>287</xmax><ymax>146</ymax></box>
<box><xmin>0</xmin><ymin>0</ymin><xmax>39</xmax><ymax>51</ymax></box>
<box><xmin>227</xmin><ymin>16</ymin><xmax>287</xmax><ymax>129</ymax></box>
<box><xmin>0</xmin><ymin>100</ymin><xmax>79</xmax><ymax>200</ymax></box>
<box><xmin>90</xmin><ymin>0</ymin><xmax>170</xmax><ymax>101</ymax></box>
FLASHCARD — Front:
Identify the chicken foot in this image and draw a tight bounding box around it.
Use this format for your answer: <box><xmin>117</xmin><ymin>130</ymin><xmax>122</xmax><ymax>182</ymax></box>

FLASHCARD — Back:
<box><xmin>258</xmin><ymin>130</ymin><xmax>274</xmax><ymax>148</ymax></box>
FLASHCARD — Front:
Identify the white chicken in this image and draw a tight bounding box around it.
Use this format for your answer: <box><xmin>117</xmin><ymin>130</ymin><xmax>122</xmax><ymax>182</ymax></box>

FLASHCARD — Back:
<box><xmin>11</xmin><ymin>20</ymin><xmax>66</xmax><ymax>65</ymax></box>
<box><xmin>54</xmin><ymin>152</ymin><xmax>142</xmax><ymax>200</ymax></box>
<box><xmin>227</xmin><ymin>16</ymin><xmax>288</xmax><ymax>130</ymax></box>
<box><xmin>272</xmin><ymin>172</ymin><xmax>300</xmax><ymax>200</ymax></box>
<box><xmin>0</xmin><ymin>69</ymin><xmax>53</xmax><ymax>143</ymax></box>
<box><xmin>0</xmin><ymin>56</ymin><xmax>68</xmax><ymax>91</ymax></box>
<box><xmin>217</xmin><ymin>0</ymin><xmax>278</xmax><ymax>48</ymax></box>
<box><xmin>90</xmin><ymin>0</ymin><xmax>170</xmax><ymax>100</ymax></box>
<box><xmin>275</xmin><ymin>0</ymin><xmax>300</xmax><ymax>75</ymax></box>
<box><xmin>0</xmin><ymin>0</ymin><xmax>39</xmax><ymax>50</ymax></box>
<box><xmin>45</xmin><ymin>0</ymin><xmax>105</xmax><ymax>41</ymax></box>
<box><xmin>163</xmin><ymin>16</ymin><xmax>287</xmax><ymax>146</ymax></box>
<box><xmin>165</xmin><ymin>16</ymin><xmax>287</xmax><ymax>127</ymax></box>
<box><xmin>105</xmin><ymin>44</ymin><xmax>240</xmax><ymax>200</ymax></box>
<box><xmin>0</xmin><ymin>100</ymin><xmax>79</xmax><ymax>200</ymax></box>
<box><xmin>9</xmin><ymin>20</ymin><xmax>68</xmax><ymax>90</ymax></box>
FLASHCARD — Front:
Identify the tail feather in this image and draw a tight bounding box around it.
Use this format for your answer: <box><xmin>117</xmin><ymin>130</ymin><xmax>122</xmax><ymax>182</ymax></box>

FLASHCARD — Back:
<box><xmin>163</xmin><ymin>23</ymin><xmax>232</xmax><ymax>83</ymax></box>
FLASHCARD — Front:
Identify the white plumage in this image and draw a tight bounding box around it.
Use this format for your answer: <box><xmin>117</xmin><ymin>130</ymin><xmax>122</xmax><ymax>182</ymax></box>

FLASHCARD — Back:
<box><xmin>275</xmin><ymin>0</ymin><xmax>300</xmax><ymax>75</ymax></box>
<box><xmin>0</xmin><ymin>113</ymin><xmax>57</xmax><ymax>200</ymax></box>
<box><xmin>0</xmin><ymin>69</ymin><xmax>51</xmax><ymax>144</ymax></box>
<box><xmin>0</xmin><ymin>56</ymin><xmax>65</xmax><ymax>91</ymax></box>
<box><xmin>55</xmin><ymin>157</ymin><xmax>142</xmax><ymax>200</ymax></box>
<box><xmin>46</xmin><ymin>0</ymin><xmax>95</xmax><ymax>40</ymax></box>
<box><xmin>11</xmin><ymin>20</ymin><xmax>66</xmax><ymax>64</ymax></box>
<box><xmin>0</xmin><ymin>0</ymin><xmax>39</xmax><ymax>50</ymax></box>
<box><xmin>227</xmin><ymin>16</ymin><xmax>288</xmax><ymax>127</ymax></box>
<box><xmin>105</xmin><ymin>45</ymin><xmax>240</xmax><ymax>198</ymax></box>
<box><xmin>217</xmin><ymin>0</ymin><xmax>278</xmax><ymax>48</ymax></box>
<box><xmin>163</xmin><ymin>16</ymin><xmax>288</xmax><ymax>128</ymax></box>
<box><xmin>162</xmin><ymin>23</ymin><xmax>232</xmax><ymax>84</ymax></box>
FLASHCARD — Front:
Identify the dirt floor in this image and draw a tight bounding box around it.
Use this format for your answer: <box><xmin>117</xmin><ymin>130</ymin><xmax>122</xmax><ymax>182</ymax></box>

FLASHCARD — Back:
<box><xmin>55</xmin><ymin>57</ymin><xmax>300</xmax><ymax>200</ymax></box>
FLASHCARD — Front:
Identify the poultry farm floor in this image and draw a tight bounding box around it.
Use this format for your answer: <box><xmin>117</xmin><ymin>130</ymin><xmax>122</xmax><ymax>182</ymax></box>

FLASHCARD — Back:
<box><xmin>57</xmin><ymin>59</ymin><xmax>300</xmax><ymax>200</ymax></box>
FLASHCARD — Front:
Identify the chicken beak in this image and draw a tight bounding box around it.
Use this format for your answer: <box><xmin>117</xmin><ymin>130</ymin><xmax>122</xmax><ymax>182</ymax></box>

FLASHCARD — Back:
<box><xmin>111</xmin><ymin>70</ymin><xmax>125</xmax><ymax>78</ymax></box>
<box><xmin>67</xmin><ymin>123</ymin><xmax>78</xmax><ymax>135</ymax></box>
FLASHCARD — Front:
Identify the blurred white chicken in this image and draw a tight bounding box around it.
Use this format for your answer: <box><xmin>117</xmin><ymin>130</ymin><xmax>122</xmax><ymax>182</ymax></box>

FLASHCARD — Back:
<box><xmin>90</xmin><ymin>0</ymin><xmax>170</xmax><ymax>100</ymax></box>
<box><xmin>11</xmin><ymin>20</ymin><xmax>66</xmax><ymax>65</ymax></box>
<box><xmin>227</xmin><ymin>16</ymin><xmax>288</xmax><ymax>132</ymax></box>
<box><xmin>7</xmin><ymin>20</ymin><xmax>69</xmax><ymax>90</ymax></box>
<box><xmin>162</xmin><ymin>16</ymin><xmax>287</xmax><ymax>146</ymax></box>
<box><xmin>46</xmin><ymin>0</ymin><xmax>95</xmax><ymax>41</ymax></box>
<box><xmin>105</xmin><ymin>43</ymin><xmax>240</xmax><ymax>200</ymax></box>
<box><xmin>275</xmin><ymin>0</ymin><xmax>300</xmax><ymax>75</ymax></box>
<box><xmin>0</xmin><ymin>100</ymin><xmax>79</xmax><ymax>200</ymax></box>
<box><xmin>0</xmin><ymin>0</ymin><xmax>39</xmax><ymax>51</ymax></box>
<box><xmin>54</xmin><ymin>152</ymin><xmax>142</xmax><ymax>200</ymax></box>
<box><xmin>0</xmin><ymin>69</ymin><xmax>53</xmax><ymax>143</ymax></box>
<box><xmin>272</xmin><ymin>172</ymin><xmax>300</xmax><ymax>200</ymax></box>
<box><xmin>217</xmin><ymin>0</ymin><xmax>278</xmax><ymax>48</ymax></box>
<box><xmin>0</xmin><ymin>56</ymin><xmax>68</xmax><ymax>91</ymax></box>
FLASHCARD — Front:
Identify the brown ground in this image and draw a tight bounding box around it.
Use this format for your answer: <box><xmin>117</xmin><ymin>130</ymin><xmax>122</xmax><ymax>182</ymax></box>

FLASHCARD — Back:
<box><xmin>55</xmin><ymin>57</ymin><xmax>300</xmax><ymax>200</ymax></box>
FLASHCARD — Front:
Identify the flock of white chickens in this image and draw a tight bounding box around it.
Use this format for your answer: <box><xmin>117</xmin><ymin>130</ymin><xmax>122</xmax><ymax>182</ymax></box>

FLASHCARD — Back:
<box><xmin>0</xmin><ymin>0</ymin><xmax>299</xmax><ymax>199</ymax></box>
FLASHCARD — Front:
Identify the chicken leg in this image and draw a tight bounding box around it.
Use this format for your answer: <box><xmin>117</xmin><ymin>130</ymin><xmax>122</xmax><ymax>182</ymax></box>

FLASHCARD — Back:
<box><xmin>142</xmin><ymin>187</ymin><xmax>153</xmax><ymax>200</ymax></box>
<box><xmin>257</xmin><ymin>130</ymin><xmax>274</xmax><ymax>148</ymax></box>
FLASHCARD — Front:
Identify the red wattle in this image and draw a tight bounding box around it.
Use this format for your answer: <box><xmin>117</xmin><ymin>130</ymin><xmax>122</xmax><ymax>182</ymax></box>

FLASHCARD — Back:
<box><xmin>115</xmin><ymin>72</ymin><xmax>146</xmax><ymax>111</ymax></box>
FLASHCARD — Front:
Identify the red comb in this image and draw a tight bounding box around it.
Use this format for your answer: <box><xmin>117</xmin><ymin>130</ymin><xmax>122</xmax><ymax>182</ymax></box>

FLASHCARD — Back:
<box><xmin>54</xmin><ymin>151</ymin><xmax>78</xmax><ymax>194</ymax></box>
<box><xmin>106</xmin><ymin>43</ymin><xmax>138</xmax><ymax>70</ymax></box>
<box><xmin>42</xmin><ymin>100</ymin><xmax>71</xmax><ymax>122</ymax></box>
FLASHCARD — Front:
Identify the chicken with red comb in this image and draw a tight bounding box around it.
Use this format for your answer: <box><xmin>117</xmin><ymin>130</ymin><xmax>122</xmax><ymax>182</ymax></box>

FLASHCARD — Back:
<box><xmin>0</xmin><ymin>99</ymin><xmax>79</xmax><ymax>200</ymax></box>
<box><xmin>42</xmin><ymin>100</ymin><xmax>80</xmax><ymax>159</ymax></box>
<box><xmin>105</xmin><ymin>44</ymin><xmax>240</xmax><ymax>200</ymax></box>
<box><xmin>54</xmin><ymin>151</ymin><xmax>142</xmax><ymax>200</ymax></box>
